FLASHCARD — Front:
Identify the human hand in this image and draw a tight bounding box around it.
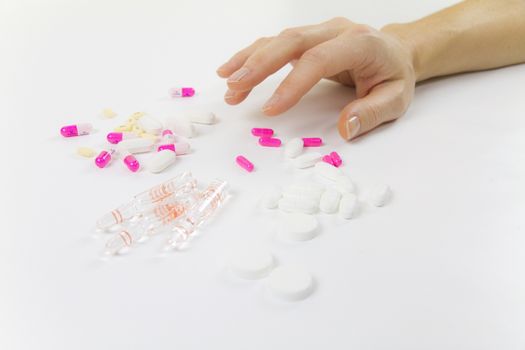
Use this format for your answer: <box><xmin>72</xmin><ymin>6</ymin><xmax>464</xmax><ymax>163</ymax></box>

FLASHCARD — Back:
<box><xmin>217</xmin><ymin>17</ymin><xmax>416</xmax><ymax>141</ymax></box>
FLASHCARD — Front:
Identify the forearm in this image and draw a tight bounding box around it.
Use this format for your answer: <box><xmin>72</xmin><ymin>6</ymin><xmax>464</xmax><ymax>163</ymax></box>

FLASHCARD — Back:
<box><xmin>382</xmin><ymin>0</ymin><xmax>525</xmax><ymax>82</ymax></box>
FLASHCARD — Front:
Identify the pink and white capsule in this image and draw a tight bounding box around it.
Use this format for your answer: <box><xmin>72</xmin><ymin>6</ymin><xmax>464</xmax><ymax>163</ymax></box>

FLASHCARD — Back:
<box><xmin>60</xmin><ymin>123</ymin><xmax>92</xmax><ymax>137</ymax></box>
<box><xmin>302</xmin><ymin>137</ymin><xmax>323</xmax><ymax>147</ymax></box>
<box><xmin>157</xmin><ymin>130</ymin><xmax>176</xmax><ymax>152</ymax></box>
<box><xmin>258</xmin><ymin>137</ymin><xmax>281</xmax><ymax>147</ymax></box>
<box><xmin>123</xmin><ymin>153</ymin><xmax>140</xmax><ymax>172</ymax></box>
<box><xmin>236</xmin><ymin>155</ymin><xmax>254</xmax><ymax>172</ymax></box>
<box><xmin>322</xmin><ymin>155</ymin><xmax>335</xmax><ymax>166</ymax></box>
<box><xmin>169</xmin><ymin>87</ymin><xmax>195</xmax><ymax>98</ymax></box>
<box><xmin>106</xmin><ymin>132</ymin><xmax>138</xmax><ymax>144</ymax></box>
<box><xmin>95</xmin><ymin>149</ymin><xmax>117</xmax><ymax>168</ymax></box>
<box><xmin>251</xmin><ymin>128</ymin><xmax>274</xmax><ymax>137</ymax></box>
<box><xmin>330</xmin><ymin>151</ymin><xmax>342</xmax><ymax>167</ymax></box>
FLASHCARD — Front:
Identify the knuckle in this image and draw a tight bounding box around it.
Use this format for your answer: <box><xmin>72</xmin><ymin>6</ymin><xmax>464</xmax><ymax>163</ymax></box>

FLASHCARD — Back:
<box><xmin>278</xmin><ymin>28</ymin><xmax>305</xmax><ymax>43</ymax></box>
<box><xmin>301</xmin><ymin>48</ymin><xmax>328</xmax><ymax>70</ymax></box>
<box><xmin>327</xmin><ymin>16</ymin><xmax>352</xmax><ymax>27</ymax></box>
<box><xmin>351</xmin><ymin>23</ymin><xmax>375</xmax><ymax>35</ymax></box>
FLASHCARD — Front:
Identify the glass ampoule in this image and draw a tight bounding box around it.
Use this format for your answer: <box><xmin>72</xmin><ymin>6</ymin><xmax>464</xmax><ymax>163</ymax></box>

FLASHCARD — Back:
<box><xmin>164</xmin><ymin>179</ymin><xmax>228</xmax><ymax>251</ymax></box>
<box><xmin>96</xmin><ymin>172</ymin><xmax>197</xmax><ymax>230</ymax></box>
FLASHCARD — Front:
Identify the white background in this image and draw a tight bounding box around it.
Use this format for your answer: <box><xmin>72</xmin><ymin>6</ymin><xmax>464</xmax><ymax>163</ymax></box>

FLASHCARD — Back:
<box><xmin>2</xmin><ymin>0</ymin><xmax>525</xmax><ymax>349</ymax></box>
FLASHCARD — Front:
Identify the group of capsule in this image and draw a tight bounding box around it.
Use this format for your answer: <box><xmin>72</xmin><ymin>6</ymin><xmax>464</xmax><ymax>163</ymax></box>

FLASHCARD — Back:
<box><xmin>235</xmin><ymin>127</ymin><xmax>343</xmax><ymax>173</ymax></box>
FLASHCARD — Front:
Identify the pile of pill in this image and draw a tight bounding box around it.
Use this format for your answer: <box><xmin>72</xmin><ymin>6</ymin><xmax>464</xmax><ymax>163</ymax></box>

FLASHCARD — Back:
<box><xmin>96</xmin><ymin>171</ymin><xmax>229</xmax><ymax>255</ymax></box>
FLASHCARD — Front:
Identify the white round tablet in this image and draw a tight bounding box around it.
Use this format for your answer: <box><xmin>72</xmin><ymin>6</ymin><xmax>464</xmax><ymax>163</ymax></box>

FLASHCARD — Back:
<box><xmin>228</xmin><ymin>248</ymin><xmax>274</xmax><ymax>280</ymax></box>
<box><xmin>266</xmin><ymin>265</ymin><xmax>314</xmax><ymax>301</ymax></box>
<box><xmin>280</xmin><ymin>213</ymin><xmax>318</xmax><ymax>241</ymax></box>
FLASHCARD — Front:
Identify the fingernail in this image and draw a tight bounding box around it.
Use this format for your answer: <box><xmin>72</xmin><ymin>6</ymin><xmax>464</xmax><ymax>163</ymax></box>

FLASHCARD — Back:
<box><xmin>262</xmin><ymin>94</ymin><xmax>280</xmax><ymax>112</ymax></box>
<box><xmin>345</xmin><ymin>115</ymin><xmax>361</xmax><ymax>140</ymax></box>
<box><xmin>227</xmin><ymin>67</ymin><xmax>250</xmax><ymax>83</ymax></box>
<box><xmin>224</xmin><ymin>89</ymin><xmax>236</xmax><ymax>99</ymax></box>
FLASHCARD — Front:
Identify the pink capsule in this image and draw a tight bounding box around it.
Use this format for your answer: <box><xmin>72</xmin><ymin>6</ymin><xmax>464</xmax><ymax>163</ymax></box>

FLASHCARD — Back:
<box><xmin>95</xmin><ymin>149</ymin><xmax>116</xmax><ymax>168</ymax></box>
<box><xmin>106</xmin><ymin>132</ymin><xmax>138</xmax><ymax>144</ymax></box>
<box><xmin>258</xmin><ymin>137</ymin><xmax>281</xmax><ymax>147</ymax></box>
<box><xmin>169</xmin><ymin>87</ymin><xmax>195</xmax><ymax>98</ymax></box>
<box><xmin>160</xmin><ymin>129</ymin><xmax>176</xmax><ymax>143</ymax></box>
<box><xmin>330</xmin><ymin>151</ymin><xmax>342</xmax><ymax>167</ymax></box>
<box><xmin>322</xmin><ymin>155</ymin><xmax>335</xmax><ymax>166</ymax></box>
<box><xmin>236</xmin><ymin>155</ymin><xmax>254</xmax><ymax>172</ymax></box>
<box><xmin>123</xmin><ymin>154</ymin><xmax>140</xmax><ymax>172</ymax></box>
<box><xmin>251</xmin><ymin>128</ymin><xmax>274</xmax><ymax>137</ymax></box>
<box><xmin>60</xmin><ymin>123</ymin><xmax>92</xmax><ymax>137</ymax></box>
<box><xmin>157</xmin><ymin>144</ymin><xmax>176</xmax><ymax>152</ymax></box>
<box><xmin>302</xmin><ymin>137</ymin><xmax>323</xmax><ymax>147</ymax></box>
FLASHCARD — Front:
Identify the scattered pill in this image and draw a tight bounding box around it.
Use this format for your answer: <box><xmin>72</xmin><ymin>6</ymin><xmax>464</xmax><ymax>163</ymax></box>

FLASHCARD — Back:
<box><xmin>278</xmin><ymin>196</ymin><xmax>318</xmax><ymax>215</ymax></box>
<box><xmin>169</xmin><ymin>87</ymin><xmax>195</xmax><ymax>98</ymax></box>
<box><xmin>101</xmin><ymin>108</ymin><xmax>117</xmax><ymax>118</ymax></box>
<box><xmin>60</xmin><ymin>123</ymin><xmax>92</xmax><ymax>137</ymax></box>
<box><xmin>117</xmin><ymin>138</ymin><xmax>155</xmax><ymax>154</ymax></box>
<box><xmin>339</xmin><ymin>193</ymin><xmax>358</xmax><ymax>219</ymax></box>
<box><xmin>280</xmin><ymin>213</ymin><xmax>319</xmax><ymax>242</ymax></box>
<box><xmin>284</xmin><ymin>138</ymin><xmax>303</xmax><ymax>158</ymax></box>
<box><xmin>129</xmin><ymin>112</ymin><xmax>145</xmax><ymax>120</ymax></box>
<box><xmin>322</xmin><ymin>155</ymin><xmax>335</xmax><ymax>166</ymax></box>
<box><xmin>186</xmin><ymin>111</ymin><xmax>215</xmax><ymax>125</ymax></box>
<box><xmin>284</xmin><ymin>182</ymin><xmax>325</xmax><ymax>199</ymax></box>
<box><xmin>174</xmin><ymin>141</ymin><xmax>191</xmax><ymax>155</ymax></box>
<box><xmin>114</xmin><ymin>124</ymin><xmax>133</xmax><ymax>132</ymax></box>
<box><xmin>261</xmin><ymin>185</ymin><xmax>282</xmax><ymax>209</ymax></box>
<box><xmin>148</xmin><ymin>149</ymin><xmax>176</xmax><ymax>173</ymax></box>
<box><xmin>95</xmin><ymin>149</ymin><xmax>117</xmax><ymax>168</ymax></box>
<box><xmin>266</xmin><ymin>265</ymin><xmax>314</xmax><ymax>301</ymax></box>
<box><xmin>228</xmin><ymin>247</ymin><xmax>274</xmax><ymax>280</ymax></box>
<box><xmin>302</xmin><ymin>137</ymin><xmax>323</xmax><ymax>147</ymax></box>
<box><xmin>236</xmin><ymin>155</ymin><xmax>254</xmax><ymax>172</ymax></box>
<box><xmin>334</xmin><ymin>175</ymin><xmax>356</xmax><ymax>194</ymax></box>
<box><xmin>320</xmin><ymin>189</ymin><xmax>342</xmax><ymax>214</ymax></box>
<box><xmin>76</xmin><ymin>147</ymin><xmax>96</xmax><ymax>158</ymax></box>
<box><xmin>138</xmin><ymin>115</ymin><xmax>163</xmax><ymax>135</ymax></box>
<box><xmin>292</xmin><ymin>152</ymin><xmax>322</xmax><ymax>169</ymax></box>
<box><xmin>258</xmin><ymin>137</ymin><xmax>281</xmax><ymax>147</ymax></box>
<box><xmin>330</xmin><ymin>151</ymin><xmax>342</xmax><ymax>167</ymax></box>
<box><xmin>368</xmin><ymin>184</ymin><xmax>391</xmax><ymax>207</ymax></box>
<box><xmin>122</xmin><ymin>152</ymin><xmax>140</xmax><ymax>172</ymax></box>
<box><xmin>140</xmin><ymin>133</ymin><xmax>159</xmax><ymax>142</ymax></box>
<box><xmin>314</xmin><ymin>161</ymin><xmax>342</xmax><ymax>181</ymax></box>
<box><xmin>165</xmin><ymin>115</ymin><xmax>195</xmax><ymax>138</ymax></box>
<box><xmin>251</xmin><ymin>128</ymin><xmax>274</xmax><ymax>137</ymax></box>
<box><xmin>106</xmin><ymin>132</ymin><xmax>138</xmax><ymax>144</ymax></box>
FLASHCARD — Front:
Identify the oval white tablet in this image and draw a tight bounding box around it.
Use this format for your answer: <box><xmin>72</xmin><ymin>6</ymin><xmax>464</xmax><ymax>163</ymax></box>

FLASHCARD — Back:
<box><xmin>369</xmin><ymin>184</ymin><xmax>391</xmax><ymax>207</ymax></box>
<box><xmin>186</xmin><ymin>111</ymin><xmax>215</xmax><ymax>125</ymax></box>
<box><xmin>314</xmin><ymin>161</ymin><xmax>341</xmax><ymax>181</ymax></box>
<box><xmin>284</xmin><ymin>137</ymin><xmax>303</xmax><ymax>158</ymax></box>
<box><xmin>148</xmin><ymin>150</ymin><xmax>176</xmax><ymax>173</ymax></box>
<box><xmin>339</xmin><ymin>193</ymin><xmax>358</xmax><ymax>219</ymax></box>
<box><xmin>280</xmin><ymin>213</ymin><xmax>318</xmax><ymax>241</ymax></box>
<box><xmin>319</xmin><ymin>188</ymin><xmax>342</xmax><ymax>214</ymax></box>
<box><xmin>278</xmin><ymin>197</ymin><xmax>318</xmax><ymax>215</ymax></box>
<box><xmin>174</xmin><ymin>141</ymin><xmax>191</xmax><ymax>155</ymax></box>
<box><xmin>261</xmin><ymin>185</ymin><xmax>282</xmax><ymax>209</ymax></box>
<box><xmin>335</xmin><ymin>174</ymin><xmax>355</xmax><ymax>194</ymax></box>
<box><xmin>267</xmin><ymin>265</ymin><xmax>314</xmax><ymax>301</ymax></box>
<box><xmin>165</xmin><ymin>115</ymin><xmax>195</xmax><ymax>138</ymax></box>
<box><xmin>284</xmin><ymin>182</ymin><xmax>325</xmax><ymax>199</ymax></box>
<box><xmin>117</xmin><ymin>138</ymin><xmax>155</xmax><ymax>154</ymax></box>
<box><xmin>228</xmin><ymin>248</ymin><xmax>274</xmax><ymax>280</ymax></box>
<box><xmin>292</xmin><ymin>152</ymin><xmax>322</xmax><ymax>169</ymax></box>
<box><xmin>138</xmin><ymin>115</ymin><xmax>163</xmax><ymax>135</ymax></box>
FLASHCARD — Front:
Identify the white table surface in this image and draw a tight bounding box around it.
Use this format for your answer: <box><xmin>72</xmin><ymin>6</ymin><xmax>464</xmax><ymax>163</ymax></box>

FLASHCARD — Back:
<box><xmin>2</xmin><ymin>0</ymin><xmax>525</xmax><ymax>349</ymax></box>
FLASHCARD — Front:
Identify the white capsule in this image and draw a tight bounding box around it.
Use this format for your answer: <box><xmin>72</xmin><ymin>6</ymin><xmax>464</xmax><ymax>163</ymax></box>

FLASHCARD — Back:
<box><xmin>319</xmin><ymin>189</ymin><xmax>342</xmax><ymax>214</ymax></box>
<box><xmin>137</xmin><ymin>115</ymin><xmax>163</xmax><ymax>135</ymax></box>
<box><xmin>284</xmin><ymin>138</ymin><xmax>303</xmax><ymax>158</ymax></box>
<box><xmin>280</xmin><ymin>213</ymin><xmax>319</xmax><ymax>242</ymax></box>
<box><xmin>174</xmin><ymin>141</ymin><xmax>191</xmax><ymax>155</ymax></box>
<box><xmin>148</xmin><ymin>149</ymin><xmax>176</xmax><ymax>173</ymax></box>
<box><xmin>165</xmin><ymin>115</ymin><xmax>195</xmax><ymax>138</ymax></box>
<box><xmin>266</xmin><ymin>265</ymin><xmax>314</xmax><ymax>301</ymax></box>
<box><xmin>186</xmin><ymin>111</ymin><xmax>215</xmax><ymax>125</ymax></box>
<box><xmin>292</xmin><ymin>152</ymin><xmax>322</xmax><ymax>169</ymax></box>
<box><xmin>334</xmin><ymin>174</ymin><xmax>356</xmax><ymax>194</ymax></box>
<box><xmin>117</xmin><ymin>138</ymin><xmax>155</xmax><ymax>154</ymax></box>
<box><xmin>261</xmin><ymin>185</ymin><xmax>282</xmax><ymax>209</ymax></box>
<box><xmin>278</xmin><ymin>197</ymin><xmax>318</xmax><ymax>215</ymax></box>
<box><xmin>314</xmin><ymin>161</ymin><xmax>342</xmax><ymax>181</ymax></box>
<box><xmin>368</xmin><ymin>184</ymin><xmax>391</xmax><ymax>207</ymax></box>
<box><xmin>339</xmin><ymin>193</ymin><xmax>358</xmax><ymax>219</ymax></box>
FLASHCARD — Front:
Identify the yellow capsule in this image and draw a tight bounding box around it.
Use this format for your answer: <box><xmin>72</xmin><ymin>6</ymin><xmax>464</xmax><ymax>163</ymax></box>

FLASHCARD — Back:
<box><xmin>101</xmin><ymin>108</ymin><xmax>117</xmax><ymax>119</ymax></box>
<box><xmin>77</xmin><ymin>147</ymin><xmax>96</xmax><ymax>158</ymax></box>
<box><xmin>114</xmin><ymin>124</ymin><xmax>133</xmax><ymax>132</ymax></box>
<box><xmin>129</xmin><ymin>112</ymin><xmax>145</xmax><ymax>120</ymax></box>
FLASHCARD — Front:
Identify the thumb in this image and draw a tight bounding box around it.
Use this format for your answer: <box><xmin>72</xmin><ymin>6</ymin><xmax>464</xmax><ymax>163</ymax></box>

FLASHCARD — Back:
<box><xmin>337</xmin><ymin>80</ymin><xmax>408</xmax><ymax>141</ymax></box>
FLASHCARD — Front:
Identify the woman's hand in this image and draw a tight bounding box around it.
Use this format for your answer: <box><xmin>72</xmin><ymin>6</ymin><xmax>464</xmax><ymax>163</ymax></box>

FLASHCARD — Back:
<box><xmin>217</xmin><ymin>17</ymin><xmax>416</xmax><ymax>141</ymax></box>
